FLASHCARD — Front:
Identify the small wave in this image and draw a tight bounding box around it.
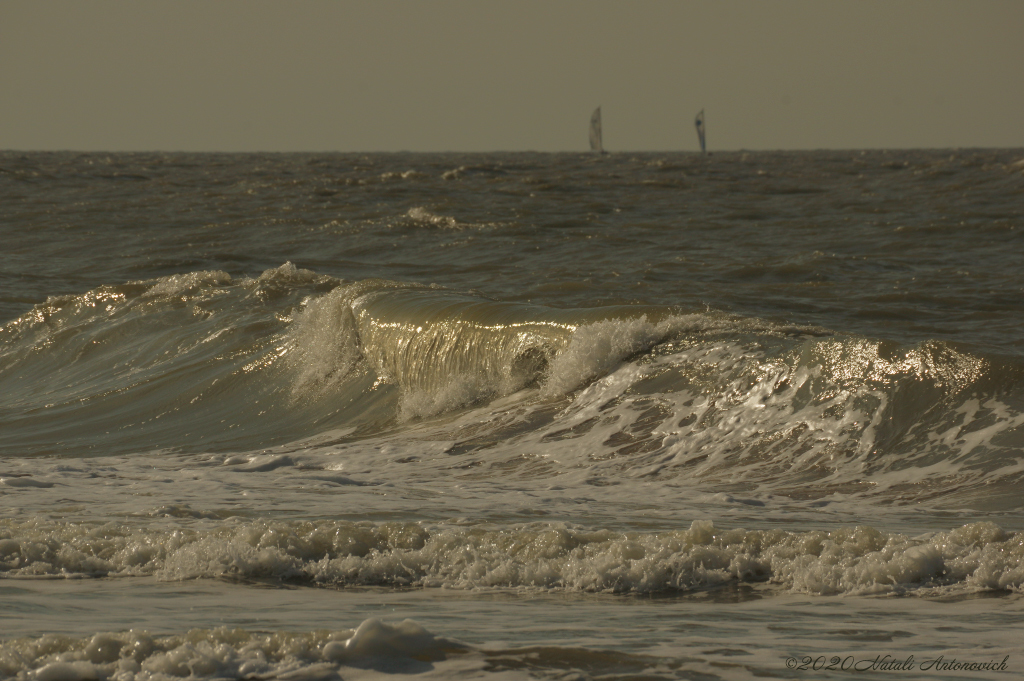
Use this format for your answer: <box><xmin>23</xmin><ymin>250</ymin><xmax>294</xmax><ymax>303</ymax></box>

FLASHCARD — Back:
<box><xmin>380</xmin><ymin>169</ymin><xmax>426</xmax><ymax>182</ymax></box>
<box><xmin>398</xmin><ymin>206</ymin><xmax>504</xmax><ymax>231</ymax></box>
<box><xmin>404</xmin><ymin>206</ymin><xmax>461</xmax><ymax>229</ymax></box>
<box><xmin>141</xmin><ymin>270</ymin><xmax>232</xmax><ymax>300</ymax></box>
<box><xmin>441</xmin><ymin>164</ymin><xmax>509</xmax><ymax>181</ymax></box>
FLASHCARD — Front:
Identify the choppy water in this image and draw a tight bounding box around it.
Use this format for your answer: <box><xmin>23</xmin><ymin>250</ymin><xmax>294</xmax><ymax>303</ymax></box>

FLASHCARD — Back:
<box><xmin>2</xmin><ymin>149</ymin><xmax>1024</xmax><ymax>680</ymax></box>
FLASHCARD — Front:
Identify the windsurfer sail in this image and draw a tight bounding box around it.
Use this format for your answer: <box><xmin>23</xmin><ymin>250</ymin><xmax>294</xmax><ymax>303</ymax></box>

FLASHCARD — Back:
<box><xmin>695</xmin><ymin>109</ymin><xmax>706</xmax><ymax>153</ymax></box>
<box><xmin>589</xmin><ymin>107</ymin><xmax>604</xmax><ymax>153</ymax></box>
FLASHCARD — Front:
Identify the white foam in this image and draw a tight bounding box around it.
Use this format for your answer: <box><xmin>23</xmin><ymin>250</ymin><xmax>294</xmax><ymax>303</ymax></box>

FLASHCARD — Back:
<box><xmin>284</xmin><ymin>285</ymin><xmax>364</xmax><ymax>399</ymax></box>
<box><xmin>246</xmin><ymin>261</ymin><xmax>329</xmax><ymax>287</ymax></box>
<box><xmin>323</xmin><ymin>618</ymin><xmax>465</xmax><ymax>664</ymax></box>
<box><xmin>399</xmin><ymin>373</ymin><xmax>498</xmax><ymax>421</ymax></box>
<box><xmin>542</xmin><ymin>316</ymin><xmax>666</xmax><ymax>397</ymax></box>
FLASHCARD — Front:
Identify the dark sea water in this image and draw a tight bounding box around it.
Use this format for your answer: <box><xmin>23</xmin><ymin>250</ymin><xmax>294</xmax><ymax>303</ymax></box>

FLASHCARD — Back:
<box><xmin>2</xmin><ymin>149</ymin><xmax>1024</xmax><ymax>680</ymax></box>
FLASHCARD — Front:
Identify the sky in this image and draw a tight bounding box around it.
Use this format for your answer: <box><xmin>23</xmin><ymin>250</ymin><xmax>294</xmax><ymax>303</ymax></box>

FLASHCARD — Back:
<box><xmin>2</xmin><ymin>1</ymin><xmax>1022</xmax><ymax>152</ymax></box>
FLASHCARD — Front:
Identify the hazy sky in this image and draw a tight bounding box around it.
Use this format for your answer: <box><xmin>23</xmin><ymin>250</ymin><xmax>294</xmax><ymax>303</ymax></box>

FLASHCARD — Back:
<box><xmin>2</xmin><ymin>1</ymin><xmax>1022</xmax><ymax>152</ymax></box>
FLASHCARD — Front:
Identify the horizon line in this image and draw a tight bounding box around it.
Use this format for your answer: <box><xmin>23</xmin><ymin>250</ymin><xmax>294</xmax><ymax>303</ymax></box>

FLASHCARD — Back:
<box><xmin>4</xmin><ymin>145</ymin><xmax>1023</xmax><ymax>155</ymax></box>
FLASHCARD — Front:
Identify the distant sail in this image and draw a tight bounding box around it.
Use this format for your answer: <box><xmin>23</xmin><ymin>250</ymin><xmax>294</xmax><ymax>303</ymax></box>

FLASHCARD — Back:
<box><xmin>694</xmin><ymin>109</ymin><xmax>706</xmax><ymax>153</ymax></box>
<box><xmin>589</xmin><ymin>106</ymin><xmax>603</xmax><ymax>153</ymax></box>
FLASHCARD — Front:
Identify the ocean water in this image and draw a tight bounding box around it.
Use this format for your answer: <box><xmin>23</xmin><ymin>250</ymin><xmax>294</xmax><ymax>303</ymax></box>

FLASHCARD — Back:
<box><xmin>1</xmin><ymin>149</ymin><xmax>1023</xmax><ymax>680</ymax></box>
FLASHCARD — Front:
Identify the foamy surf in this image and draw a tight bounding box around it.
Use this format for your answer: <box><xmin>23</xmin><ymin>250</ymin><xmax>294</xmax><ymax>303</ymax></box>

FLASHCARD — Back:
<box><xmin>0</xmin><ymin>618</ymin><xmax>469</xmax><ymax>680</ymax></box>
<box><xmin>1</xmin><ymin>518</ymin><xmax>1021</xmax><ymax>597</ymax></box>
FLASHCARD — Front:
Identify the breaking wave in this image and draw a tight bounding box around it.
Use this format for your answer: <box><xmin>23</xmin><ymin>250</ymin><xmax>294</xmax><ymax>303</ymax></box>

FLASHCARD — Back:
<box><xmin>2</xmin><ymin>264</ymin><xmax>1023</xmax><ymax>510</ymax></box>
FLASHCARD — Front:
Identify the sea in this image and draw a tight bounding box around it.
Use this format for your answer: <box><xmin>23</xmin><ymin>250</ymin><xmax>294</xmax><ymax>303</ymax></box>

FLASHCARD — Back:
<box><xmin>1</xmin><ymin>148</ymin><xmax>1023</xmax><ymax>680</ymax></box>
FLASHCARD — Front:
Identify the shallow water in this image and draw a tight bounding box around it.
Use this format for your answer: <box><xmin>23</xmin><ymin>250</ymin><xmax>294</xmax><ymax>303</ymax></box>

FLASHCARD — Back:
<box><xmin>2</xmin><ymin>149</ymin><xmax>1024</xmax><ymax>679</ymax></box>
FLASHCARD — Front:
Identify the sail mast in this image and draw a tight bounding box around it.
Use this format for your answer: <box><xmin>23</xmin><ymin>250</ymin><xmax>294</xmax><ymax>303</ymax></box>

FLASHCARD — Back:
<box><xmin>589</xmin><ymin>106</ymin><xmax>603</xmax><ymax>153</ymax></box>
<box><xmin>694</xmin><ymin>109</ymin><xmax>706</xmax><ymax>153</ymax></box>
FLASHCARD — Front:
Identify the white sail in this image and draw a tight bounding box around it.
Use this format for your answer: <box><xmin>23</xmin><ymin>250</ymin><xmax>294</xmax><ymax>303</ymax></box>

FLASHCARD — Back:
<box><xmin>694</xmin><ymin>109</ymin><xmax>706</xmax><ymax>153</ymax></box>
<box><xmin>589</xmin><ymin>106</ymin><xmax>603</xmax><ymax>153</ymax></box>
